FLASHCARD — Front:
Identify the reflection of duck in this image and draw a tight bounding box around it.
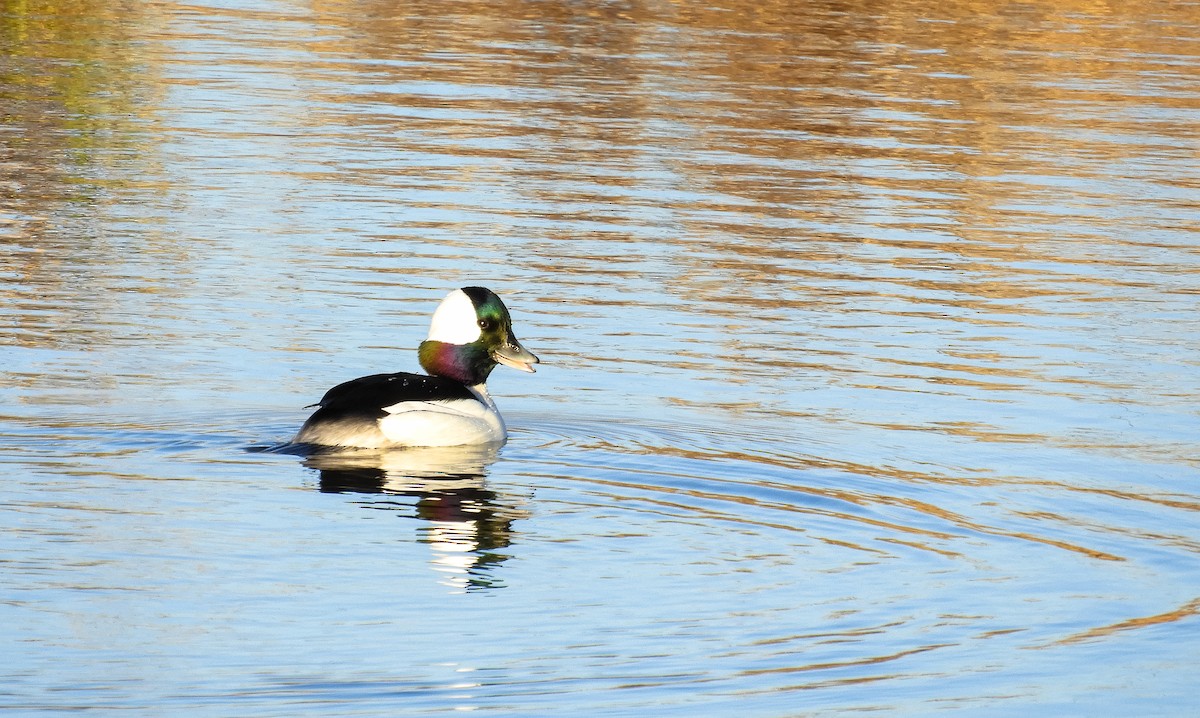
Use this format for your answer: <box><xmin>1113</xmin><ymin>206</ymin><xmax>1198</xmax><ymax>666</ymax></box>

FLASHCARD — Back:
<box><xmin>304</xmin><ymin>445</ymin><xmax>523</xmax><ymax>591</ymax></box>
<box><xmin>304</xmin><ymin>443</ymin><xmax>501</xmax><ymax>483</ymax></box>
<box><xmin>294</xmin><ymin>287</ymin><xmax>538</xmax><ymax>449</ymax></box>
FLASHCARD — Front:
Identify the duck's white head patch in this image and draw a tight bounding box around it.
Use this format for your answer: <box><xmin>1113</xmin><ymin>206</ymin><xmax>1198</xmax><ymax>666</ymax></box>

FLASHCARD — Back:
<box><xmin>426</xmin><ymin>289</ymin><xmax>482</xmax><ymax>345</ymax></box>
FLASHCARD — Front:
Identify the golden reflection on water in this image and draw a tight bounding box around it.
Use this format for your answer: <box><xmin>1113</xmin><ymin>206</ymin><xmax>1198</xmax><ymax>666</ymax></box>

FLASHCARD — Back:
<box><xmin>277</xmin><ymin>0</ymin><xmax>1200</xmax><ymax>442</ymax></box>
<box><xmin>0</xmin><ymin>0</ymin><xmax>160</xmax><ymax>205</ymax></box>
<box><xmin>8</xmin><ymin>0</ymin><xmax>1197</xmax><ymax>308</ymax></box>
<box><xmin>1048</xmin><ymin>595</ymin><xmax>1200</xmax><ymax>647</ymax></box>
<box><xmin>1</xmin><ymin>0</ymin><xmax>170</xmax><ymax>350</ymax></box>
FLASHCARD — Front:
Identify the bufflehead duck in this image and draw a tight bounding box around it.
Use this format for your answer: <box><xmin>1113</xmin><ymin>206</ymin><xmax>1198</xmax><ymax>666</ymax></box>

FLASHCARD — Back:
<box><xmin>293</xmin><ymin>287</ymin><xmax>538</xmax><ymax>449</ymax></box>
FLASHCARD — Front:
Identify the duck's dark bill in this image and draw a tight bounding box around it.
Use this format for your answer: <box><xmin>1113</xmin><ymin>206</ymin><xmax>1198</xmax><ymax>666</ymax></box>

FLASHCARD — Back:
<box><xmin>493</xmin><ymin>341</ymin><xmax>539</xmax><ymax>373</ymax></box>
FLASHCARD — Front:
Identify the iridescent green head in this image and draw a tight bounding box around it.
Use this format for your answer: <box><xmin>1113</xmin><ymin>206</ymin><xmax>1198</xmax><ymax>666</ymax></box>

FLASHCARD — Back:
<box><xmin>418</xmin><ymin>287</ymin><xmax>539</xmax><ymax>386</ymax></box>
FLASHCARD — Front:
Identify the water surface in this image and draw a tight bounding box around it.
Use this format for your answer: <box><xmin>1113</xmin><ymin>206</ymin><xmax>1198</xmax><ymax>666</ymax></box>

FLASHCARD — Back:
<box><xmin>2</xmin><ymin>0</ymin><xmax>1199</xmax><ymax>715</ymax></box>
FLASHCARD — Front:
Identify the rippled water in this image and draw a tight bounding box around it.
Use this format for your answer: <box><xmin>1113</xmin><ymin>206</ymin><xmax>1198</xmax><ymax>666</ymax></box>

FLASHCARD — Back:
<box><xmin>3</xmin><ymin>0</ymin><xmax>1199</xmax><ymax>714</ymax></box>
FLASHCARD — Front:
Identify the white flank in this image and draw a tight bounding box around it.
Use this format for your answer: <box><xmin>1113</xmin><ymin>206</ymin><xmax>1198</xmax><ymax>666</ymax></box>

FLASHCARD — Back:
<box><xmin>425</xmin><ymin>289</ymin><xmax>482</xmax><ymax>345</ymax></box>
<box><xmin>378</xmin><ymin>388</ymin><xmax>506</xmax><ymax>447</ymax></box>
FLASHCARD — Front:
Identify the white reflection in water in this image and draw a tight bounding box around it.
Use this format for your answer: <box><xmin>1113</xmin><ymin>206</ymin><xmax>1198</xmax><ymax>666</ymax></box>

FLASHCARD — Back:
<box><xmin>300</xmin><ymin>444</ymin><xmax>526</xmax><ymax>592</ymax></box>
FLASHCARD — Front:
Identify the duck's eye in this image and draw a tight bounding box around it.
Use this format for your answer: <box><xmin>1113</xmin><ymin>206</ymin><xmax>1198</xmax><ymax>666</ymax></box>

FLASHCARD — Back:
<box><xmin>478</xmin><ymin>318</ymin><xmax>494</xmax><ymax>331</ymax></box>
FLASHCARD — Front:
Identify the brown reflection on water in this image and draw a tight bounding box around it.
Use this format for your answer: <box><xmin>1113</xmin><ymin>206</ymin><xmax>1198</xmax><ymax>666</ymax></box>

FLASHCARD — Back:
<box><xmin>1047</xmin><ymin>595</ymin><xmax>1200</xmax><ymax>647</ymax></box>
<box><xmin>300</xmin><ymin>7</ymin><xmax>1198</xmax><ymax>208</ymax></box>
<box><xmin>5</xmin><ymin>0</ymin><xmax>1198</xmax><ymax>410</ymax></box>
<box><xmin>658</xmin><ymin>0</ymin><xmax>1200</xmax><ymax>297</ymax></box>
<box><xmin>1</xmin><ymin>0</ymin><xmax>163</xmax><ymax>348</ymax></box>
<box><xmin>0</xmin><ymin>0</ymin><xmax>158</xmax><ymax>210</ymax></box>
<box><xmin>292</xmin><ymin>0</ymin><xmax>1200</xmax><ymax>418</ymax></box>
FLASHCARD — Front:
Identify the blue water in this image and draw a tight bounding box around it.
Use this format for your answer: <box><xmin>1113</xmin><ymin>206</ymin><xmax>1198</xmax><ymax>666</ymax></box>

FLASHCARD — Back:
<box><xmin>2</xmin><ymin>0</ymin><xmax>1199</xmax><ymax>715</ymax></box>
